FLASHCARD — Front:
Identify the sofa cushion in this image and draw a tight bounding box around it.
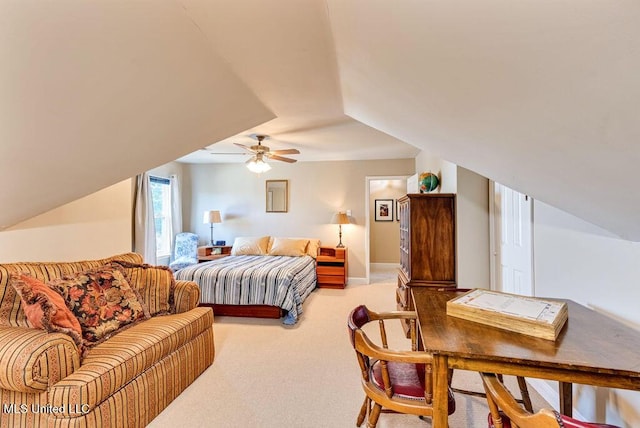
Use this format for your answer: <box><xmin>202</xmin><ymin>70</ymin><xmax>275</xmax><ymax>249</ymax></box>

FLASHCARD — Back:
<box><xmin>49</xmin><ymin>265</ymin><xmax>150</xmax><ymax>350</ymax></box>
<box><xmin>108</xmin><ymin>260</ymin><xmax>175</xmax><ymax>316</ymax></box>
<box><xmin>0</xmin><ymin>253</ymin><xmax>143</xmax><ymax>328</ymax></box>
<box><xmin>8</xmin><ymin>273</ymin><xmax>83</xmax><ymax>351</ymax></box>
<box><xmin>49</xmin><ymin>307</ymin><xmax>214</xmax><ymax>415</ymax></box>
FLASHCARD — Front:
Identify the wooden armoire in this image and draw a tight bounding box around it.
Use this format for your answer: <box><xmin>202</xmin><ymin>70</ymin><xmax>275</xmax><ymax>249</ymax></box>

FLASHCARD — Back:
<box><xmin>396</xmin><ymin>193</ymin><xmax>456</xmax><ymax>331</ymax></box>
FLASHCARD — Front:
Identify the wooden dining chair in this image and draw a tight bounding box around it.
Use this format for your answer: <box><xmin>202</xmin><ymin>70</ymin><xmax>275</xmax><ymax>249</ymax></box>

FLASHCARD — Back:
<box><xmin>347</xmin><ymin>305</ymin><xmax>456</xmax><ymax>428</ymax></box>
<box><xmin>481</xmin><ymin>372</ymin><xmax>621</xmax><ymax>428</ymax></box>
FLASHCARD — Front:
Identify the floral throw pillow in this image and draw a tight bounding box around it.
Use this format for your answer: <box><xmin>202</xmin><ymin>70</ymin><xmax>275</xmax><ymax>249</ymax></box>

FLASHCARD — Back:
<box><xmin>8</xmin><ymin>273</ymin><xmax>84</xmax><ymax>351</ymax></box>
<box><xmin>49</xmin><ymin>265</ymin><xmax>150</xmax><ymax>349</ymax></box>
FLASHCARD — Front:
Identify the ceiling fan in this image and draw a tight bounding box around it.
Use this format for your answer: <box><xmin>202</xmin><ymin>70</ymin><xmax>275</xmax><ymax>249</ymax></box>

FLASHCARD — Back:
<box><xmin>234</xmin><ymin>134</ymin><xmax>300</xmax><ymax>173</ymax></box>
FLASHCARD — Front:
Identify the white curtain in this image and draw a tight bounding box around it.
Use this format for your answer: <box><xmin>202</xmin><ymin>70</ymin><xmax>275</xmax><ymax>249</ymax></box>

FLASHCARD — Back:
<box><xmin>133</xmin><ymin>173</ymin><xmax>157</xmax><ymax>264</ymax></box>
<box><xmin>169</xmin><ymin>174</ymin><xmax>183</xmax><ymax>257</ymax></box>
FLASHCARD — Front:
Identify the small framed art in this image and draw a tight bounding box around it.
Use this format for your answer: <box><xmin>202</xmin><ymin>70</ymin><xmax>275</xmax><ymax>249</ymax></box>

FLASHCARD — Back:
<box><xmin>374</xmin><ymin>199</ymin><xmax>394</xmax><ymax>222</ymax></box>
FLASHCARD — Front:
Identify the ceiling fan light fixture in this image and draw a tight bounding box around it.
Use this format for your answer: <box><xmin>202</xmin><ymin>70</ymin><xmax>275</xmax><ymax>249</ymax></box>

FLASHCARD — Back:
<box><xmin>246</xmin><ymin>154</ymin><xmax>271</xmax><ymax>173</ymax></box>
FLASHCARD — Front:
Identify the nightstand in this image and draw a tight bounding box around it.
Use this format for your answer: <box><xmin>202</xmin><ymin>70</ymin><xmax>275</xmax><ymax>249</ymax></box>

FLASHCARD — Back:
<box><xmin>316</xmin><ymin>246</ymin><xmax>348</xmax><ymax>288</ymax></box>
<box><xmin>198</xmin><ymin>245</ymin><xmax>232</xmax><ymax>262</ymax></box>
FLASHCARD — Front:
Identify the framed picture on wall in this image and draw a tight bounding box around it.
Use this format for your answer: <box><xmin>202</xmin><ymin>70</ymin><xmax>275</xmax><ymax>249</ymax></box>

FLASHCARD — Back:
<box><xmin>374</xmin><ymin>199</ymin><xmax>394</xmax><ymax>222</ymax></box>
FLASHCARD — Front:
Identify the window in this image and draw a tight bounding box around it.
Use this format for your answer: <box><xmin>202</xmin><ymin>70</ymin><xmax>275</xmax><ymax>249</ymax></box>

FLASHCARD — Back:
<box><xmin>150</xmin><ymin>176</ymin><xmax>172</xmax><ymax>258</ymax></box>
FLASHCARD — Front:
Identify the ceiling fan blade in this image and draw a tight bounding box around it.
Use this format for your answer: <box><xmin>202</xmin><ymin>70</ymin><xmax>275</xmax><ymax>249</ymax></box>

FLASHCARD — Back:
<box><xmin>234</xmin><ymin>142</ymin><xmax>256</xmax><ymax>153</ymax></box>
<box><xmin>200</xmin><ymin>148</ymin><xmax>249</xmax><ymax>155</ymax></box>
<box><xmin>270</xmin><ymin>149</ymin><xmax>300</xmax><ymax>155</ymax></box>
<box><xmin>267</xmin><ymin>154</ymin><xmax>297</xmax><ymax>163</ymax></box>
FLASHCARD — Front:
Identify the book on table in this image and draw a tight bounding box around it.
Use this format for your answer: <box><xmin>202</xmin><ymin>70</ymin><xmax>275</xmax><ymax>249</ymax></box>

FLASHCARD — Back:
<box><xmin>446</xmin><ymin>288</ymin><xmax>568</xmax><ymax>340</ymax></box>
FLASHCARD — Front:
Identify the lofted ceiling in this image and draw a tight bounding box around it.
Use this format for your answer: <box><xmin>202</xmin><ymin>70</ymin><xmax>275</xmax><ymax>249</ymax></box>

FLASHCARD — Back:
<box><xmin>2</xmin><ymin>1</ymin><xmax>640</xmax><ymax>240</ymax></box>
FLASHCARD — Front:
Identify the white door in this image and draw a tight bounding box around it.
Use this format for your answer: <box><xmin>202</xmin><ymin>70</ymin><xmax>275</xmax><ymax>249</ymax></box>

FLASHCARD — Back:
<box><xmin>493</xmin><ymin>182</ymin><xmax>533</xmax><ymax>296</ymax></box>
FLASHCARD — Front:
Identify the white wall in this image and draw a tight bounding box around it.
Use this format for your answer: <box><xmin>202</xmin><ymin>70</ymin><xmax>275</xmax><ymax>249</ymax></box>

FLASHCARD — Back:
<box><xmin>0</xmin><ymin>180</ymin><xmax>132</xmax><ymax>262</ymax></box>
<box><xmin>414</xmin><ymin>150</ymin><xmax>457</xmax><ymax>193</ymax></box>
<box><xmin>456</xmin><ymin>167</ymin><xmax>490</xmax><ymax>288</ymax></box>
<box><xmin>183</xmin><ymin>159</ymin><xmax>415</xmax><ymax>280</ymax></box>
<box><xmin>534</xmin><ymin>201</ymin><xmax>640</xmax><ymax>426</ymax></box>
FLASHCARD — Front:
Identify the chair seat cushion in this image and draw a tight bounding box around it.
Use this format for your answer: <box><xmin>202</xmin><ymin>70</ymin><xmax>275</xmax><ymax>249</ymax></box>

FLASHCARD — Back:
<box><xmin>488</xmin><ymin>411</ymin><xmax>622</xmax><ymax>428</ymax></box>
<box><xmin>488</xmin><ymin>412</ymin><xmax>513</xmax><ymax>428</ymax></box>
<box><xmin>371</xmin><ymin>360</ymin><xmax>455</xmax><ymax>414</ymax></box>
<box><xmin>560</xmin><ymin>415</ymin><xmax>621</xmax><ymax>428</ymax></box>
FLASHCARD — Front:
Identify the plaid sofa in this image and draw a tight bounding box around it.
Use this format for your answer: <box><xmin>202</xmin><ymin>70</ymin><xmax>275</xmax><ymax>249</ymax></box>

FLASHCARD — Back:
<box><xmin>0</xmin><ymin>253</ymin><xmax>214</xmax><ymax>427</ymax></box>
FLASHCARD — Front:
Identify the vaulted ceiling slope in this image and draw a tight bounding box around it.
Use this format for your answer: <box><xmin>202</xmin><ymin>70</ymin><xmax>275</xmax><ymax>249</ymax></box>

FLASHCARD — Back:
<box><xmin>3</xmin><ymin>1</ymin><xmax>640</xmax><ymax>241</ymax></box>
<box><xmin>0</xmin><ymin>1</ymin><xmax>273</xmax><ymax>229</ymax></box>
<box><xmin>326</xmin><ymin>1</ymin><xmax>640</xmax><ymax>240</ymax></box>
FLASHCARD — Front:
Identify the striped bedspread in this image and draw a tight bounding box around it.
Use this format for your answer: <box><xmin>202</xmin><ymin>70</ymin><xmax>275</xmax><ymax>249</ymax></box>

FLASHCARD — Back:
<box><xmin>174</xmin><ymin>255</ymin><xmax>317</xmax><ymax>324</ymax></box>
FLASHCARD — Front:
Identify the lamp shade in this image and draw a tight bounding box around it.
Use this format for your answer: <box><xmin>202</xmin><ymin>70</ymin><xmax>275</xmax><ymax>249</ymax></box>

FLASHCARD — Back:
<box><xmin>330</xmin><ymin>212</ymin><xmax>351</xmax><ymax>225</ymax></box>
<box><xmin>203</xmin><ymin>210</ymin><xmax>222</xmax><ymax>224</ymax></box>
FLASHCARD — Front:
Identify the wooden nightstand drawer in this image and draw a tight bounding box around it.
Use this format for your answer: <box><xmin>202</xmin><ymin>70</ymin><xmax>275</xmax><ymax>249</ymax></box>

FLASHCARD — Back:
<box><xmin>317</xmin><ymin>265</ymin><xmax>345</xmax><ymax>276</ymax></box>
<box><xmin>317</xmin><ymin>274</ymin><xmax>345</xmax><ymax>285</ymax></box>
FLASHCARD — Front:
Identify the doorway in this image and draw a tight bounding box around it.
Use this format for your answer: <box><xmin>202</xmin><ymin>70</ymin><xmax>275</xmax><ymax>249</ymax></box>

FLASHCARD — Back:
<box><xmin>364</xmin><ymin>176</ymin><xmax>408</xmax><ymax>284</ymax></box>
<box><xmin>490</xmin><ymin>181</ymin><xmax>534</xmax><ymax>296</ymax></box>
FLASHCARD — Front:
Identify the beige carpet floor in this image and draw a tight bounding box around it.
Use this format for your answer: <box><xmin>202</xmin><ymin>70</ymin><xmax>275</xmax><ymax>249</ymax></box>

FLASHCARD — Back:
<box><xmin>148</xmin><ymin>266</ymin><xmax>549</xmax><ymax>428</ymax></box>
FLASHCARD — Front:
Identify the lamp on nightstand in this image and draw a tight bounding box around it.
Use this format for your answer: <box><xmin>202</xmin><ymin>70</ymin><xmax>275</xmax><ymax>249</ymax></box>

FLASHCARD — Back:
<box><xmin>330</xmin><ymin>212</ymin><xmax>351</xmax><ymax>248</ymax></box>
<box><xmin>203</xmin><ymin>210</ymin><xmax>222</xmax><ymax>246</ymax></box>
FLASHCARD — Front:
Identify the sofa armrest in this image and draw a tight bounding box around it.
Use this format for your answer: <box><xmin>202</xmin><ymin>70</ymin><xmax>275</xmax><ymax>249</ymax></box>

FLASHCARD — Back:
<box><xmin>173</xmin><ymin>280</ymin><xmax>201</xmax><ymax>313</ymax></box>
<box><xmin>0</xmin><ymin>326</ymin><xmax>80</xmax><ymax>393</ymax></box>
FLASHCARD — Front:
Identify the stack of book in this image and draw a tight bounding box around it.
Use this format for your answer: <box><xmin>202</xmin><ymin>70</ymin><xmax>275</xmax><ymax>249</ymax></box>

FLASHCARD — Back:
<box><xmin>446</xmin><ymin>289</ymin><xmax>568</xmax><ymax>340</ymax></box>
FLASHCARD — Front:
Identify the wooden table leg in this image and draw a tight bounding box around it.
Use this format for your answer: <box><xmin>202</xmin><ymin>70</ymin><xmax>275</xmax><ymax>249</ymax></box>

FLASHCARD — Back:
<box><xmin>559</xmin><ymin>381</ymin><xmax>573</xmax><ymax>417</ymax></box>
<box><xmin>432</xmin><ymin>354</ymin><xmax>449</xmax><ymax>428</ymax></box>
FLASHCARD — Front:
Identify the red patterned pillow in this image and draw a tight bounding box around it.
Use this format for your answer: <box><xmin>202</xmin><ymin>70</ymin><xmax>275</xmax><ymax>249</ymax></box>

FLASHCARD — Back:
<box><xmin>49</xmin><ymin>265</ymin><xmax>150</xmax><ymax>349</ymax></box>
<box><xmin>8</xmin><ymin>273</ymin><xmax>84</xmax><ymax>350</ymax></box>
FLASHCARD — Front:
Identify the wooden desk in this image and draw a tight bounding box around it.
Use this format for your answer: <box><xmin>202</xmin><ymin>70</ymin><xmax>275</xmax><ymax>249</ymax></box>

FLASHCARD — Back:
<box><xmin>412</xmin><ymin>288</ymin><xmax>640</xmax><ymax>428</ymax></box>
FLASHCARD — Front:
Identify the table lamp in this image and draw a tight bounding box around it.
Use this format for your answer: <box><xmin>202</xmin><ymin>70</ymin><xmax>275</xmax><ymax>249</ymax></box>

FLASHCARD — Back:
<box><xmin>330</xmin><ymin>212</ymin><xmax>351</xmax><ymax>248</ymax></box>
<box><xmin>203</xmin><ymin>210</ymin><xmax>222</xmax><ymax>246</ymax></box>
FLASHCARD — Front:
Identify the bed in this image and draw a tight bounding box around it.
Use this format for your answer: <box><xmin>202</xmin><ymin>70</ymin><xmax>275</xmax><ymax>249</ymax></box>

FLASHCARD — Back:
<box><xmin>174</xmin><ymin>236</ymin><xmax>319</xmax><ymax>324</ymax></box>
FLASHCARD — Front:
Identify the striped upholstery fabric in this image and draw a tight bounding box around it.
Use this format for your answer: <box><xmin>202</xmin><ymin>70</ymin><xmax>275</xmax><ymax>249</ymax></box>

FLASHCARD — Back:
<box><xmin>173</xmin><ymin>280</ymin><xmax>201</xmax><ymax>314</ymax></box>
<box><xmin>0</xmin><ymin>253</ymin><xmax>215</xmax><ymax>427</ymax></box>
<box><xmin>0</xmin><ymin>327</ymin><xmax>80</xmax><ymax>392</ymax></box>
<box><xmin>50</xmin><ymin>327</ymin><xmax>214</xmax><ymax>428</ymax></box>
<box><xmin>49</xmin><ymin>308</ymin><xmax>213</xmax><ymax>416</ymax></box>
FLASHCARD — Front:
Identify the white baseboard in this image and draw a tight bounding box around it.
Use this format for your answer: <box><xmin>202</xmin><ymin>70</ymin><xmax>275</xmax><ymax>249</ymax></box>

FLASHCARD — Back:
<box><xmin>347</xmin><ymin>277</ymin><xmax>368</xmax><ymax>285</ymax></box>
<box><xmin>370</xmin><ymin>263</ymin><xmax>400</xmax><ymax>269</ymax></box>
<box><xmin>527</xmin><ymin>378</ymin><xmax>587</xmax><ymax>421</ymax></box>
